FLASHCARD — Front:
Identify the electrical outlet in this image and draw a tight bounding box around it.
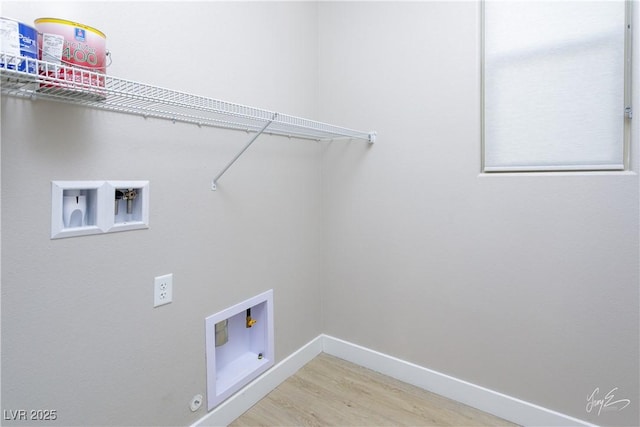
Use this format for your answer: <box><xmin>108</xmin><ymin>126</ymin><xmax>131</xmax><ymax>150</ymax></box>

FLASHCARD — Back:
<box><xmin>154</xmin><ymin>274</ymin><xmax>173</xmax><ymax>307</ymax></box>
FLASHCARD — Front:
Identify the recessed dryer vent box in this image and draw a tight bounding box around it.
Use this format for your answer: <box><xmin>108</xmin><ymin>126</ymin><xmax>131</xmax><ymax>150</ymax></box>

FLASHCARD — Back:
<box><xmin>205</xmin><ymin>289</ymin><xmax>274</xmax><ymax>410</ymax></box>
<box><xmin>51</xmin><ymin>181</ymin><xmax>108</xmax><ymax>239</ymax></box>
<box><xmin>109</xmin><ymin>181</ymin><xmax>149</xmax><ymax>233</ymax></box>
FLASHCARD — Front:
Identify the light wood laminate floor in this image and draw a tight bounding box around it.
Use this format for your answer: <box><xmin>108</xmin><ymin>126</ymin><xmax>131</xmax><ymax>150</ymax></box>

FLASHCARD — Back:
<box><xmin>230</xmin><ymin>353</ymin><xmax>519</xmax><ymax>426</ymax></box>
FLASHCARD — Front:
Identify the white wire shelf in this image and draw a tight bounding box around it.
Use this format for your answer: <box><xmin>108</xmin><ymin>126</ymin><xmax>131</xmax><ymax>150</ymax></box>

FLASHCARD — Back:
<box><xmin>0</xmin><ymin>53</ymin><xmax>376</xmax><ymax>142</ymax></box>
<box><xmin>1</xmin><ymin>52</ymin><xmax>375</xmax><ymax>189</ymax></box>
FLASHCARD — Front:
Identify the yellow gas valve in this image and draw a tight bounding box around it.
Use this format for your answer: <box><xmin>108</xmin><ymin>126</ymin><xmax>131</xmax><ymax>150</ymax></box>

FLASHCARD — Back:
<box><xmin>246</xmin><ymin>308</ymin><xmax>257</xmax><ymax>328</ymax></box>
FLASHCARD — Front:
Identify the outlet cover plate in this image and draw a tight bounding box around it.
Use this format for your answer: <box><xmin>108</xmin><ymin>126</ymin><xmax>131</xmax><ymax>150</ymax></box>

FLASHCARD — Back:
<box><xmin>154</xmin><ymin>274</ymin><xmax>173</xmax><ymax>307</ymax></box>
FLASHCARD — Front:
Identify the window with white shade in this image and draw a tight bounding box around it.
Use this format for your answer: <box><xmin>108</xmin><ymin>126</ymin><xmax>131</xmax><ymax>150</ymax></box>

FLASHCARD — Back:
<box><xmin>482</xmin><ymin>1</ymin><xmax>632</xmax><ymax>172</ymax></box>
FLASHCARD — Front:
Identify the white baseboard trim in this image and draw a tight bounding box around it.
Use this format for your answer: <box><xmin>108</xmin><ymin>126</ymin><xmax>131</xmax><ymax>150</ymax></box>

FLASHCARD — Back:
<box><xmin>321</xmin><ymin>335</ymin><xmax>598</xmax><ymax>427</ymax></box>
<box><xmin>191</xmin><ymin>334</ymin><xmax>597</xmax><ymax>427</ymax></box>
<box><xmin>191</xmin><ymin>335</ymin><xmax>323</xmax><ymax>427</ymax></box>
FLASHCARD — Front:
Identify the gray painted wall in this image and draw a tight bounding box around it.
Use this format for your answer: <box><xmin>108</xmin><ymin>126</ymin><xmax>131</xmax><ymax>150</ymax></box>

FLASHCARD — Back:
<box><xmin>1</xmin><ymin>2</ymin><xmax>323</xmax><ymax>426</ymax></box>
<box><xmin>318</xmin><ymin>2</ymin><xmax>639</xmax><ymax>427</ymax></box>
<box><xmin>2</xmin><ymin>2</ymin><xmax>638</xmax><ymax>427</ymax></box>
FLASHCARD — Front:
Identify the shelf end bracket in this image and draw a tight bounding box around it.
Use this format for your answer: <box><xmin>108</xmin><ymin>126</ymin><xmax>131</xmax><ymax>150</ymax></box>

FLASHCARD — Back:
<box><xmin>211</xmin><ymin>113</ymin><xmax>279</xmax><ymax>191</ymax></box>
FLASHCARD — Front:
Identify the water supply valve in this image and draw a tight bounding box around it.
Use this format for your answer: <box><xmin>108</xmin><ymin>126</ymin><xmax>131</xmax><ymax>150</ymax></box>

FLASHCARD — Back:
<box><xmin>120</xmin><ymin>188</ymin><xmax>137</xmax><ymax>214</ymax></box>
<box><xmin>246</xmin><ymin>308</ymin><xmax>257</xmax><ymax>328</ymax></box>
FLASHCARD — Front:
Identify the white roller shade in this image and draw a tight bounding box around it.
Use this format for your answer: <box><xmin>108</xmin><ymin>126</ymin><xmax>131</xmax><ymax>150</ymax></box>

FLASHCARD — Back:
<box><xmin>483</xmin><ymin>1</ymin><xmax>627</xmax><ymax>172</ymax></box>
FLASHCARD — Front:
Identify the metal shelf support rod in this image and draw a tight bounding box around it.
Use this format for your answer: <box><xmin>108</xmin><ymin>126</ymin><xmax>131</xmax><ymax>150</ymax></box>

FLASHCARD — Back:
<box><xmin>211</xmin><ymin>112</ymin><xmax>279</xmax><ymax>191</ymax></box>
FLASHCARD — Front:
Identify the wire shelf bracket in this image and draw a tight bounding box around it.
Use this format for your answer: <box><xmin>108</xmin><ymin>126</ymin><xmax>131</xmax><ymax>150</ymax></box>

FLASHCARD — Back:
<box><xmin>1</xmin><ymin>53</ymin><xmax>376</xmax><ymax>189</ymax></box>
<box><xmin>211</xmin><ymin>113</ymin><xmax>278</xmax><ymax>191</ymax></box>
